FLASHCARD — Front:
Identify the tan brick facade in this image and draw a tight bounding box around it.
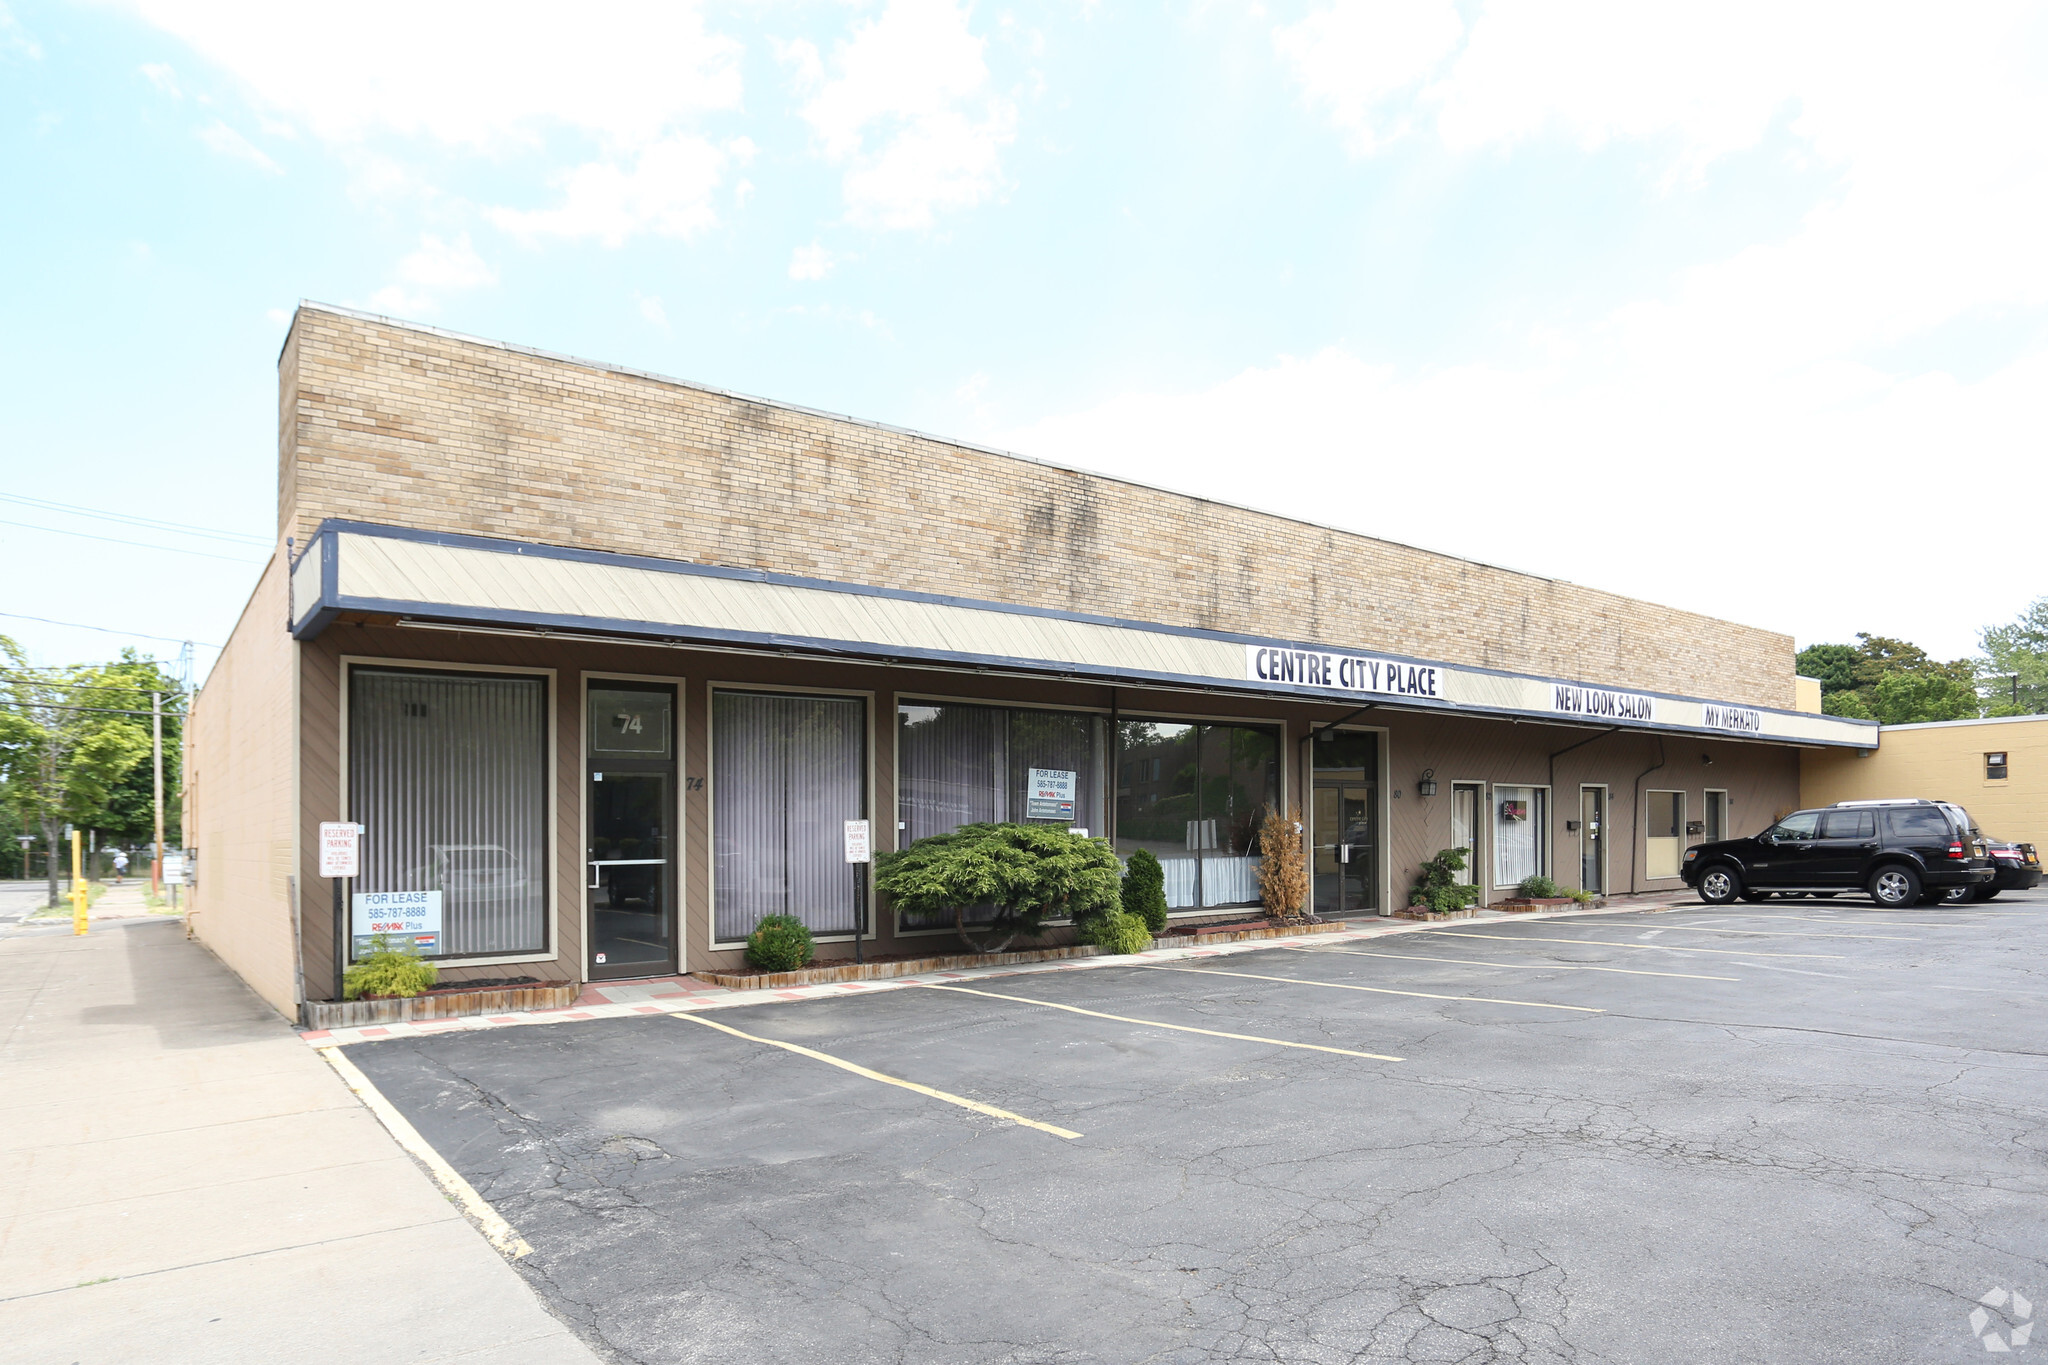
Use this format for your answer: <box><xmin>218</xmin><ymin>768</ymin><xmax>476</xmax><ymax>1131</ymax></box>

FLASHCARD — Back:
<box><xmin>281</xmin><ymin>306</ymin><xmax>1795</xmax><ymax>713</ymax></box>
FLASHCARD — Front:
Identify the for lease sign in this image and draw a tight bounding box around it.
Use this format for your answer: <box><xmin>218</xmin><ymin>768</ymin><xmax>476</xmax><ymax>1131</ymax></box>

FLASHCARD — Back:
<box><xmin>350</xmin><ymin>890</ymin><xmax>442</xmax><ymax>959</ymax></box>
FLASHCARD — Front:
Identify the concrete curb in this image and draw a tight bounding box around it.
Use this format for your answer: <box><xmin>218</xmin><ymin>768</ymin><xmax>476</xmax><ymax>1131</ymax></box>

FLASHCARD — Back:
<box><xmin>300</xmin><ymin>898</ymin><xmax>1681</xmax><ymax>1048</ymax></box>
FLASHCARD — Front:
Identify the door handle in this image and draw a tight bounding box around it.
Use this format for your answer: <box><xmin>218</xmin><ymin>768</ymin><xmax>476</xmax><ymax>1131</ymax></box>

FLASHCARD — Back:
<box><xmin>589</xmin><ymin>863</ymin><xmax>601</xmax><ymax>890</ymax></box>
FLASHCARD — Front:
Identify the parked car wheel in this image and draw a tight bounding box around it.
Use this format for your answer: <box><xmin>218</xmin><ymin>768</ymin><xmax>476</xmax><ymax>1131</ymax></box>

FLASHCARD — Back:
<box><xmin>1697</xmin><ymin>865</ymin><xmax>1740</xmax><ymax>905</ymax></box>
<box><xmin>1980</xmin><ymin>888</ymin><xmax>2002</xmax><ymax>901</ymax></box>
<box><xmin>1869</xmin><ymin>865</ymin><xmax>1921</xmax><ymax>909</ymax></box>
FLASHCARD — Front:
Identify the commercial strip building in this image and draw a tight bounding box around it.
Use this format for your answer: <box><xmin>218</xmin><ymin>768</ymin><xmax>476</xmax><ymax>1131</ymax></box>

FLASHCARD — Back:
<box><xmin>186</xmin><ymin>304</ymin><xmax>1876</xmax><ymax>1019</ymax></box>
<box><xmin>1803</xmin><ymin>714</ymin><xmax>2047</xmax><ymax>848</ymax></box>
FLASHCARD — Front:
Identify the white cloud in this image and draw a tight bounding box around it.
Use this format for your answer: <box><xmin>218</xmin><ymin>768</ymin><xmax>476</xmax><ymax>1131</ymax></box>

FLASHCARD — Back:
<box><xmin>396</xmin><ymin>232</ymin><xmax>496</xmax><ymax>290</ymax></box>
<box><xmin>196</xmin><ymin>119</ymin><xmax>281</xmax><ymax>173</ymax></box>
<box><xmin>487</xmin><ymin>135</ymin><xmax>748</xmax><ymax>246</ymax></box>
<box><xmin>361</xmin><ymin>232</ymin><xmax>497</xmax><ymax>318</ymax></box>
<box><xmin>1005</xmin><ymin>5</ymin><xmax>2048</xmax><ymax>660</ymax></box>
<box><xmin>140</xmin><ymin>62</ymin><xmax>180</xmax><ymax>96</ymax></box>
<box><xmin>1273</xmin><ymin>0</ymin><xmax>1463</xmax><ymax>152</ymax></box>
<box><xmin>0</xmin><ymin>2</ymin><xmax>41</xmax><ymax>60</ymax></box>
<box><xmin>118</xmin><ymin>0</ymin><xmax>742</xmax><ymax>149</ymax></box>
<box><xmin>791</xmin><ymin>0</ymin><xmax>1015</xmax><ymax>229</ymax></box>
<box><xmin>788</xmin><ymin>243</ymin><xmax>839</xmax><ymax>281</ymax></box>
<box><xmin>638</xmin><ymin>294</ymin><xmax>670</xmax><ymax>332</ymax></box>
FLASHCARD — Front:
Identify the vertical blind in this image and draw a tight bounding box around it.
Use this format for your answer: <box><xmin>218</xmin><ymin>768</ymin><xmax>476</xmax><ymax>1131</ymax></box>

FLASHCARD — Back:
<box><xmin>349</xmin><ymin>668</ymin><xmax>548</xmax><ymax>959</ymax></box>
<box><xmin>713</xmin><ymin>691</ymin><xmax>865</xmax><ymax>942</ymax></box>
<box><xmin>1493</xmin><ymin>785</ymin><xmax>1547</xmax><ymax>887</ymax></box>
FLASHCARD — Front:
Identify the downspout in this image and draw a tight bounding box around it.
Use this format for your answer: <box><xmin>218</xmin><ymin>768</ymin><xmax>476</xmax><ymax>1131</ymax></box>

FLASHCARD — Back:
<box><xmin>1629</xmin><ymin>739</ymin><xmax>1666</xmax><ymax>895</ymax></box>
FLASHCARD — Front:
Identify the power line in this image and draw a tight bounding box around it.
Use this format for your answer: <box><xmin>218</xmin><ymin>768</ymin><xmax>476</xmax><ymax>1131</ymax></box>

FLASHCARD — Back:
<box><xmin>0</xmin><ymin>611</ymin><xmax>222</xmax><ymax>648</ymax></box>
<box><xmin>0</xmin><ymin>518</ymin><xmax>265</xmax><ymax>564</ymax></box>
<box><xmin>0</xmin><ymin>492</ymin><xmax>272</xmax><ymax>547</ymax></box>
<box><xmin>0</xmin><ymin>671</ymin><xmax>187</xmax><ymax>697</ymax></box>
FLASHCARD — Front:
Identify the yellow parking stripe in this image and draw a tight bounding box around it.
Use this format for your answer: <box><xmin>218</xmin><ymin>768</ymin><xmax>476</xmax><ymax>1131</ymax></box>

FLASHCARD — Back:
<box><xmin>921</xmin><ymin>983</ymin><xmax>1404</xmax><ymax>1061</ymax></box>
<box><xmin>319</xmin><ymin>1046</ymin><xmax>534</xmax><ymax>1259</ymax></box>
<box><xmin>1279</xmin><ymin>943</ymin><xmax>1737</xmax><ymax>982</ymax></box>
<box><xmin>1426</xmin><ymin>930</ymin><xmax>1844</xmax><ymax>960</ymax></box>
<box><xmin>1144</xmin><ymin>963</ymin><xmax>1602</xmax><ymax>1012</ymax></box>
<box><xmin>673</xmin><ymin>1010</ymin><xmax>1081</xmax><ymax>1140</ymax></box>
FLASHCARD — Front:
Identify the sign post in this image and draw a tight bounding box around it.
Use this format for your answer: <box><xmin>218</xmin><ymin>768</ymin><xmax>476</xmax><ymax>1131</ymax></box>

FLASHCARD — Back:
<box><xmin>70</xmin><ymin>829</ymin><xmax>87</xmax><ymax>936</ymax></box>
<box><xmin>844</xmin><ymin>819</ymin><xmax>872</xmax><ymax>964</ymax></box>
<box><xmin>319</xmin><ymin>822</ymin><xmax>361</xmax><ymax>1000</ymax></box>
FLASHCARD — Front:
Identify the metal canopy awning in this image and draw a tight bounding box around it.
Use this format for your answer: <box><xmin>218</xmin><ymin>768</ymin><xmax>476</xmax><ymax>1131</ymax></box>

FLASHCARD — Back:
<box><xmin>290</xmin><ymin>519</ymin><xmax>1879</xmax><ymax>750</ymax></box>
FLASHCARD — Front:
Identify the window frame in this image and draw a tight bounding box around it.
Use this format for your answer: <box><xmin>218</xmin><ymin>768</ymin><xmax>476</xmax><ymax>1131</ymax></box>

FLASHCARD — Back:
<box><xmin>706</xmin><ymin>681</ymin><xmax>876</xmax><ymax>952</ymax></box>
<box><xmin>1490</xmin><ymin>782</ymin><xmax>1553</xmax><ymax>891</ymax></box>
<box><xmin>1987</xmin><ymin>751</ymin><xmax>2010</xmax><ymax>782</ymax></box>
<box><xmin>338</xmin><ymin>656</ymin><xmax>559</xmax><ymax>969</ymax></box>
<box><xmin>1641</xmin><ymin>787</ymin><xmax>1687</xmax><ymax>883</ymax></box>
<box><xmin>1114</xmin><ymin>710</ymin><xmax>1290</xmax><ymax>918</ymax></box>
<box><xmin>583</xmin><ymin>670</ymin><xmax>689</xmax><ymax>978</ymax></box>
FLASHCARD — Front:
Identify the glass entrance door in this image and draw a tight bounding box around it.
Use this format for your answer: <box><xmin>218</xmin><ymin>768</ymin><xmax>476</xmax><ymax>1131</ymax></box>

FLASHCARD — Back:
<box><xmin>588</xmin><ymin>685</ymin><xmax>676</xmax><ymax>979</ymax></box>
<box><xmin>1580</xmin><ymin>787</ymin><xmax>1605</xmax><ymax>893</ymax></box>
<box><xmin>1311</xmin><ymin>730</ymin><xmax>1379</xmax><ymax>918</ymax></box>
<box><xmin>1451</xmin><ymin>783</ymin><xmax>1482</xmax><ymax>891</ymax></box>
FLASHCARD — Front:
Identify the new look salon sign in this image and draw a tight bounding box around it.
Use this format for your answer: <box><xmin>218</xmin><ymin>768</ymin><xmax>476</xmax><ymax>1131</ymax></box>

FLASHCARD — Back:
<box><xmin>1246</xmin><ymin>645</ymin><xmax>1443</xmax><ymax>699</ymax></box>
<box><xmin>1552</xmin><ymin>684</ymin><xmax>1657</xmax><ymax>722</ymax></box>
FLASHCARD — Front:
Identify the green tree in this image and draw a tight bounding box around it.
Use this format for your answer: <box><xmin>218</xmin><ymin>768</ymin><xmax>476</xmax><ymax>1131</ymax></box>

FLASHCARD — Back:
<box><xmin>91</xmin><ymin>652</ymin><xmax>184</xmax><ymax>848</ymax></box>
<box><xmin>875</xmin><ymin>823</ymin><xmax>1122</xmax><ymax>954</ymax></box>
<box><xmin>1119</xmin><ymin>848</ymin><xmax>1169</xmax><ymax>934</ymax></box>
<box><xmin>1797</xmin><ymin>632</ymin><xmax>1979</xmax><ymax>725</ymax></box>
<box><xmin>1977</xmin><ymin>597</ymin><xmax>2048</xmax><ymax>716</ymax></box>
<box><xmin>0</xmin><ymin>638</ymin><xmax>156</xmax><ymax>907</ymax></box>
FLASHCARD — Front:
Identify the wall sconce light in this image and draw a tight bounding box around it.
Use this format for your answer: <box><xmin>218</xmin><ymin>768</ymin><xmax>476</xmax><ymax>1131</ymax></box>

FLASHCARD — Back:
<box><xmin>1417</xmin><ymin>768</ymin><xmax>1438</xmax><ymax>797</ymax></box>
<box><xmin>1702</xmin><ymin>753</ymin><xmax>1714</xmax><ymax>766</ymax></box>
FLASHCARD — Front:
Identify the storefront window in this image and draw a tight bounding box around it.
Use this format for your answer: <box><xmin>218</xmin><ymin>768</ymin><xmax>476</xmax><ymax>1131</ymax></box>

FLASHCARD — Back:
<box><xmin>348</xmin><ymin>667</ymin><xmax>548</xmax><ymax>959</ymax></box>
<box><xmin>1115</xmin><ymin>720</ymin><xmax>1280</xmax><ymax>910</ymax></box>
<box><xmin>1493</xmin><ymin>784</ymin><xmax>1548</xmax><ymax>888</ymax></box>
<box><xmin>712</xmin><ymin>691</ymin><xmax>866</xmax><ymax>942</ymax></box>
<box><xmin>896</xmin><ymin>701</ymin><xmax>1107</xmax><ymax>930</ymax></box>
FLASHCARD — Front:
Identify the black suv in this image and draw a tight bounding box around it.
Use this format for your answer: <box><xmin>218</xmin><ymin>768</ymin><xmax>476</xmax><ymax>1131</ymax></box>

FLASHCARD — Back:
<box><xmin>1681</xmin><ymin>798</ymin><xmax>1993</xmax><ymax>908</ymax></box>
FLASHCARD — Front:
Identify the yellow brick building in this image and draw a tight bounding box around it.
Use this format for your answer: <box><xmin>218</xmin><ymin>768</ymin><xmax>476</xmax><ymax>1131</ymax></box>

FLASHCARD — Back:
<box><xmin>1803</xmin><ymin>715</ymin><xmax>2048</xmax><ymax>847</ymax></box>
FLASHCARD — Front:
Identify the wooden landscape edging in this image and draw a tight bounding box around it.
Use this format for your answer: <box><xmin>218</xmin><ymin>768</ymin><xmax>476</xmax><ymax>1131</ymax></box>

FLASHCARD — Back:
<box><xmin>303</xmin><ymin>982</ymin><xmax>579</xmax><ymax>1029</ymax></box>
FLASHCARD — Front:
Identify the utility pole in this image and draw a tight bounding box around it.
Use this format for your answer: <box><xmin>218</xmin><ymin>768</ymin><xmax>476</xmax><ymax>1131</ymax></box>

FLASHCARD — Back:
<box><xmin>152</xmin><ymin>691</ymin><xmax>164</xmax><ymax>899</ymax></box>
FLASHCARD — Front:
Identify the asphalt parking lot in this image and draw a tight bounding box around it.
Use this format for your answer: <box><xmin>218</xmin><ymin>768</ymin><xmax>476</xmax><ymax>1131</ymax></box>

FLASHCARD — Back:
<box><xmin>353</xmin><ymin>890</ymin><xmax>2048</xmax><ymax>1364</ymax></box>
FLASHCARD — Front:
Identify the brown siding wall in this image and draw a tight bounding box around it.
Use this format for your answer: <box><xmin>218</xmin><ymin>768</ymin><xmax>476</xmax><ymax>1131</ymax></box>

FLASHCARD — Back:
<box><xmin>187</xmin><ymin>550</ymin><xmax>300</xmax><ymax>1017</ymax></box>
<box><xmin>292</xmin><ymin>623</ymin><xmax>1790</xmax><ymax>990</ymax></box>
<box><xmin>280</xmin><ymin>307</ymin><xmax>1795</xmax><ymax>709</ymax></box>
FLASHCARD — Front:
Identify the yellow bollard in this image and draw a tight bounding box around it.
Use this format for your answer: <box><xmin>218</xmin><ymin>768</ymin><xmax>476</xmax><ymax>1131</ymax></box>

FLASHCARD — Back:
<box><xmin>71</xmin><ymin>830</ymin><xmax>88</xmax><ymax>936</ymax></box>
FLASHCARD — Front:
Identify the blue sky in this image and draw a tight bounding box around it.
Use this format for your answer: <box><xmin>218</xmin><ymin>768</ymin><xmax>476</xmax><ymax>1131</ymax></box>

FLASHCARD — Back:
<box><xmin>3</xmin><ymin>0</ymin><xmax>2045</xmax><ymax>685</ymax></box>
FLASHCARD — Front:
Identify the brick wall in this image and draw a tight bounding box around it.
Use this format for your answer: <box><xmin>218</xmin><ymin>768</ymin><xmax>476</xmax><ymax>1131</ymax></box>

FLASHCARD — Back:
<box><xmin>282</xmin><ymin>307</ymin><xmax>1795</xmax><ymax>709</ymax></box>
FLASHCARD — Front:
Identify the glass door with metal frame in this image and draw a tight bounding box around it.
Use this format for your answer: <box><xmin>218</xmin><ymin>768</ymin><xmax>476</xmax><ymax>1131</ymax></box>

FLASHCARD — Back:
<box><xmin>588</xmin><ymin>684</ymin><xmax>677</xmax><ymax>979</ymax></box>
<box><xmin>1450</xmin><ymin>783</ymin><xmax>1483</xmax><ymax>892</ymax></box>
<box><xmin>1580</xmin><ymin>787</ymin><xmax>1605</xmax><ymax>894</ymax></box>
<box><xmin>1311</xmin><ymin>729</ymin><xmax>1380</xmax><ymax>918</ymax></box>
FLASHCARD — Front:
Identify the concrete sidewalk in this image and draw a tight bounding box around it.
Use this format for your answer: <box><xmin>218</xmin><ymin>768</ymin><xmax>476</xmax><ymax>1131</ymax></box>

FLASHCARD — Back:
<box><xmin>0</xmin><ymin>916</ymin><xmax>603</xmax><ymax>1365</ymax></box>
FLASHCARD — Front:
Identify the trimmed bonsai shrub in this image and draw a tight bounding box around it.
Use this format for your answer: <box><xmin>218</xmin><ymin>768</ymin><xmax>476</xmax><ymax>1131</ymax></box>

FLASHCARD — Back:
<box><xmin>746</xmin><ymin>914</ymin><xmax>815</xmax><ymax>972</ymax></box>
<box><xmin>876</xmin><ymin>823</ymin><xmax>1121</xmax><ymax>953</ymax></box>
<box><xmin>1516</xmin><ymin>873</ymin><xmax>1564</xmax><ymax>899</ymax></box>
<box><xmin>1256</xmin><ymin>807</ymin><xmax>1309</xmax><ymax>919</ymax></box>
<box><xmin>342</xmin><ymin>935</ymin><xmax>438</xmax><ymax>1000</ymax></box>
<box><xmin>1408</xmin><ymin>848</ymin><xmax>1483</xmax><ymax>915</ymax></box>
<box><xmin>1120</xmin><ymin>848</ymin><xmax>1170</xmax><ymax>934</ymax></box>
<box><xmin>1080</xmin><ymin>908</ymin><xmax>1154</xmax><ymax>956</ymax></box>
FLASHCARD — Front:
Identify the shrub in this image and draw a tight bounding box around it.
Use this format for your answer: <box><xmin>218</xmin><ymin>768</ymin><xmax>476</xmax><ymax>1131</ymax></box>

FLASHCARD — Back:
<box><xmin>876</xmin><ymin>823</ymin><xmax>1121</xmax><ymax>953</ymax></box>
<box><xmin>1120</xmin><ymin>849</ymin><xmax>1170</xmax><ymax>934</ymax></box>
<box><xmin>1256</xmin><ymin>807</ymin><xmax>1309</xmax><ymax>918</ymax></box>
<box><xmin>342</xmin><ymin>936</ymin><xmax>438</xmax><ymax>1000</ymax></box>
<box><xmin>1516</xmin><ymin>874</ymin><xmax>1564</xmax><ymax>899</ymax></box>
<box><xmin>1081</xmin><ymin>909</ymin><xmax>1154</xmax><ymax>956</ymax></box>
<box><xmin>1569</xmin><ymin>888</ymin><xmax>1596</xmax><ymax>905</ymax></box>
<box><xmin>1408</xmin><ymin>848</ymin><xmax>1483</xmax><ymax>915</ymax></box>
<box><xmin>746</xmin><ymin>914</ymin><xmax>815</xmax><ymax>972</ymax></box>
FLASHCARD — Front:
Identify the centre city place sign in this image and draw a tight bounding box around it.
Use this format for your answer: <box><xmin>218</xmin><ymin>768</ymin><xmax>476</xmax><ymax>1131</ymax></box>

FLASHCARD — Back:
<box><xmin>1245</xmin><ymin>644</ymin><xmax>1443</xmax><ymax>699</ymax></box>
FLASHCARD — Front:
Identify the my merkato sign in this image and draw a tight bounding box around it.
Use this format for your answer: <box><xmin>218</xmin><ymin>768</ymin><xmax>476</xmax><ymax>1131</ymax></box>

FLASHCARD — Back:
<box><xmin>1552</xmin><ymin>684</ymin><xmax>1657</xmax><ymax>722</ymax></box>
<box><xmin>1703</xmin><ymin>703</ymin><xmax>1764</xmax><ymax>733</ymax></box>
<box><xmin>1245</xmin><ymin>645</ymin><xmax>1443</xmax><ymax>699</ymax></box>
